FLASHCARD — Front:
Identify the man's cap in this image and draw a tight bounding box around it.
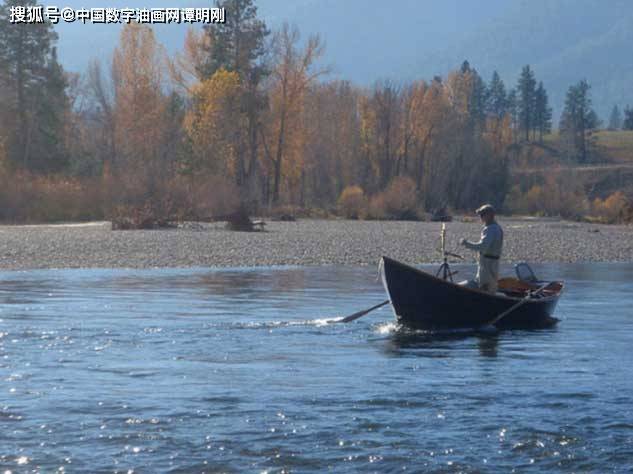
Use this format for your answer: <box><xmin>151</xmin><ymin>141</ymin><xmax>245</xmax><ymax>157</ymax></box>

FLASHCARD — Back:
<box><xmin>475</xmin><ymin>204</ymin><xmax>495</xmax><ymax>216</ymax></box>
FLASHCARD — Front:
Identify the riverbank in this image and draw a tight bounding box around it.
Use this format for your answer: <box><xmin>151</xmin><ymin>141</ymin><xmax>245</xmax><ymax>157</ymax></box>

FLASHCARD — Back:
<box><xmin>0</xmin><ymin>218</ymin><xmax>630</xmax><ymax>270</ymax></box>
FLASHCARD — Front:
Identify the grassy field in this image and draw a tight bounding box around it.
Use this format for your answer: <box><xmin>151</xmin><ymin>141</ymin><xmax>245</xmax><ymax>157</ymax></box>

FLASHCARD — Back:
<box><xmin>512</xmin><ymin>130</ymin><xmax>633</xmax><ymax>169</ymax></box>
<box><xmin>510</xmin><ymin>130</ymin><xmax>633</xmax><ymax>203</ymax></box>
<box><xmin>593</xmin><ymin>130</ymin><xmax>633</xmax><ymax>162</ymax></box>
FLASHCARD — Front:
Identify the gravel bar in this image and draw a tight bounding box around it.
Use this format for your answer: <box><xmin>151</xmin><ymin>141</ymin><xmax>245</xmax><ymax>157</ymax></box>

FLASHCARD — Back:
<box><xmin>0</xmin><ymin>218</ymin><xmax>631</xmax><ymax>271</ymax></box>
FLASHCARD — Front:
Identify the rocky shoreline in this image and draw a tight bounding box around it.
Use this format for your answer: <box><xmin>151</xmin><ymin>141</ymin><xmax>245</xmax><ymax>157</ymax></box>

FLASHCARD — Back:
<box><xmin>0</xmin><ymin>218</ymin><xmax>630</xmax><ymax>271</ymax></box>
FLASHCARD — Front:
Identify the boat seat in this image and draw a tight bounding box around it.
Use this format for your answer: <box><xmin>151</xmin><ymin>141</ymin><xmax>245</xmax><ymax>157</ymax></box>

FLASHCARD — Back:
<box><xmin>498</xmin><ymin>277</ymin><xmax>534</xmax><ymax>294</ymax></box>
<box><xmin>498</xmin><ymin>278</ymin><xmax>562</xmax><ymax>297</ymax></box>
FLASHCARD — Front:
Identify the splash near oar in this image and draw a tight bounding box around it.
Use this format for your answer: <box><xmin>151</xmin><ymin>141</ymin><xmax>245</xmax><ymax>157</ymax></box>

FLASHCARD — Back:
<box><xmin>341</xmin><ymin>300</ymin><xmax>390</xmax><ymax>323</ymax></box>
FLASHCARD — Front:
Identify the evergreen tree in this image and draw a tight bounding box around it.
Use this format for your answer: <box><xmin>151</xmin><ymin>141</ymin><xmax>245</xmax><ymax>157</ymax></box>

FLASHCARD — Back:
<box><xmin>486</xmin><ymin>71</ymin><xmax>507</xmax><ymax>119</ymax></box>
<box><xmin>469</xmin><ymin>67</ymin><xmax>487</xmax><ymax>125</ymax></box>
<box><xmin>534</xmin><ymin>81</ymin><xmax>552</xmax><ymax>142</ymax></box>
<box><xmin>199</xmin><ymin>0</ymin><xmax>269</xmax><ymax>79</ymax></box>
<box><xmin>198</xmin><ymin>0</ymin><xmax>270</xmax><ymax>187</ymax></box>
<box><xmin>624</xmin><ymin>106</ymin><xmax>633</xmax><ymax>130</ymax></box>
<box><xmin>0</xmin><ymin>0</ymin><xmax>67</xmax><ymax>171</ymax></box>
<box><xmin>471</xmin><ymin>69</ymin><xmax>489</xmax><ymax>124</ymax></box>
<box><xmin>506</xmin><ymin>88</ymin><xmax>519</xmax><ymax>141</ymax></box>
<box><xmin>608</xmin><ymin>105</ymin><xmax>623</xmax><ymax>130</ymax></box>
<box><xmin>38</xmin><ymin>47</ymin><xmax>69</xmax><ymax>171</ymax></box>
<box><xmin>455</xmin><ymin>60</ymin><xmax>486</xmax><ymax>125</ymax></box>
<box><xmin>559</xmin><ymin>80</ymin><xmax>599</xmax><ymax>162</ymax></box>
<box><xmin>516</xmin><ymin>65</ymin><xmax>536</xmax><ymax>142</ymax></box>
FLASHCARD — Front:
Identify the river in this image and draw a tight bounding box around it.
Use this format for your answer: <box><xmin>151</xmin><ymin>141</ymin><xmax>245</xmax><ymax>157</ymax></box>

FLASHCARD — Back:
<box><xmin>1</xmin><ymin>263</ymin><xmax>631</xmax><ymax>472</ymax></box>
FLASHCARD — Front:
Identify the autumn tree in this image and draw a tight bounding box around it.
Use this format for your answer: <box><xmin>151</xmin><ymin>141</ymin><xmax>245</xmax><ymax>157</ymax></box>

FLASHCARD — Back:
<box><xmin>184</xmin><ymin>69</ymin><xmax>242</xmax><ymax>177</ymax></box>
<box><xmin>198</xmin><ymin>0</ymin><xmax>269</xmax><ymax>188</ymax></box>
<box><xmin>111</xmin><ymin>24</ymin><xmax>171</xmax><ymax>192</ymax></box>
<box><xmin>261</xmin><ymin>23</ymin><xmax>326</xmax><ymax>205</ymax></box>
<box><xmin>301</xmin><ymin>80</ymin><xmax>361</xmax><ymax>206</ymax></box>
<box><xmin>168</xmin><ymin>28</ymin><xmax>209</xmax><ymax>93</ymax></box>
<box><xmin>359</xmin><ymin>81</ymin><xmax>402</xmax><ymax>191</ymax></box>
<box><xmin>413</xmin><ymin>78</ymin><xmax>454</xmax><ymax>208</ymax></box>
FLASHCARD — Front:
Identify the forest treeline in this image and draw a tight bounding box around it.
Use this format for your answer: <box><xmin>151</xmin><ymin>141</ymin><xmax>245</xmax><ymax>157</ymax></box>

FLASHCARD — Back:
<box><xmin>0</xmin><ymin>0</ymin><xmax>631</xmax><ymax>225</ymax></box>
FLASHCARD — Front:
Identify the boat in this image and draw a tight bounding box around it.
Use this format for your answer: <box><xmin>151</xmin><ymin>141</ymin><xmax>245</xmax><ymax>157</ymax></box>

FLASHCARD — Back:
<box><xmin>380</xmin><ymin>256</ymin><xmax>564</xmax><ymax>330</ymax></box>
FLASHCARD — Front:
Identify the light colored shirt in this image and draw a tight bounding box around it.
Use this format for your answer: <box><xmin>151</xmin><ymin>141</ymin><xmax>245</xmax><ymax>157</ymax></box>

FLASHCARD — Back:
<box><xmin>464</xmin><ymin>221</ymin><xmax>503</xmax><ymax>292</ymax></box>
<box><xmin>463</xmin><ymin>221</ymin><xmax>503</xmax><ymax>258</ymax></box>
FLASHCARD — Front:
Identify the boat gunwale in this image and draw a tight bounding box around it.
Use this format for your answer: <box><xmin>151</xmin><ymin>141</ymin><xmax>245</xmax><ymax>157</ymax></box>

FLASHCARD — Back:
<box><xmin>381</xmin><ymin>256</ymin><xmax>564</xmax><ymax>305</ymax></box>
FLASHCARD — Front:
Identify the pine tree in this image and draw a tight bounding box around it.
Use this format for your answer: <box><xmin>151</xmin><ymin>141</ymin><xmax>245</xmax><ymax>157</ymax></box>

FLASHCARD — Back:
<box><xmin>516</xmin><ymin>65</ymin><xmax>536</xmax><ymax>142</ymax></box>
<box><xmin>559</xmin><ymin>80</ymin><xmax>599</xmax><ymax>162</ymax></box>
<box><xmin>608</xmin><ymin>105</ymin><xmax>623</xmax><ymax>130</ymax></box>
<box><xmin>624</xmin><ymin>106</ymin><xmax>633</xmax><ymax>130</ymax></box>
<box><xmin>469</xmin><ymin>68</ymin><xmax>487</xmax><ymax>125</ymax></box>
<box><xmin>534</xmin><ymin>81</ymin><xmax>552</xmax><ymax>142</ymax></box>
<box><xmin>0</xmin><ymin>0</ymin><xmax>67</xmax><ymax>171</ymax></box>
<box><xmin>452</xmin><ymin>60</ymin><xmax>486</xmax><ymax>125</ymax></box>
<box><xmin>199</xmin><ymin>0</ymin><xmax>269</xmax><ymax>79</ymax></box>
<box><xmin>506</xmin><ymin>88</ymin><xmax>519</xmax><ymax>141</ymax></box>
<box><xmin>198</xmin><ymin>0</ymin><xmax>270</xmax><ymax>187</ymax></box>
<box><xmin>486</xmin><ymin>71</ymin><xmax>507</xmax><ymax>119</ymax></box>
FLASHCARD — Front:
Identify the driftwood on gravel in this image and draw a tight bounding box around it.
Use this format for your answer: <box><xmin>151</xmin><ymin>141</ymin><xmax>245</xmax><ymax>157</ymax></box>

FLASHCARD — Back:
<box><xmin>111</xmin><ymin>218</ymin><xmax>177</xmax><ymax>231</ymax></box>
<box><xmin>213</xmin><ymin>207</ymin><xmax>265</xmax><ymax>232</ymax></box>
<box><xmin>109</xmin><ymin>202</ymin><xmax>180</xmax><ymax>231</ymax></box>
<box><xmin>2</xmin><ymin>218</ymin><xmax>633</xmax><ymax>270</ymax></box>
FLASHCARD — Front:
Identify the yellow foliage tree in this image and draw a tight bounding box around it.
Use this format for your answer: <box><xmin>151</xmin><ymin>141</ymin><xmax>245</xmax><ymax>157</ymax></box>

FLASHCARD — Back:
<box><xmin>338</xmin><ymin>185</ymin><xmax>367</xmax><ymax>219</ymax></box>
<box><xmin>184</xmin><ymin>69</ymin><xmax>242</xmax><ymax>178</ymax></box>
<box><xmin>414</xmin><ymin>79</ymin><xmax>456</xmax><ymax>207</ymax></box>
<box><xmin>260</xmin><ymin>23</ymin><xmax>326</xmax><ymax>204</ymax></box>
<box><xmin>592</xmin><ymin>191</ymin><xmax>631</xmax><ymax>223</ymax></box>
<box><xmin>168</xmin><ymin>28</ymin><xmax>210</xmax><ymax>94</ymax></box>
<box><xmin>112</xmin><ymin>24</ymin><xmax>168</xmax><ymax>176</ymax></box>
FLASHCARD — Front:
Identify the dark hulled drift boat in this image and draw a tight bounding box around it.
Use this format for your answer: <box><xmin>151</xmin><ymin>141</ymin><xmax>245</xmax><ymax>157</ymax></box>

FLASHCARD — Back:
<box><xmin>381</xmin><ymin>256</ymin><xmax>563</xmax><ymax>330</ymax></box>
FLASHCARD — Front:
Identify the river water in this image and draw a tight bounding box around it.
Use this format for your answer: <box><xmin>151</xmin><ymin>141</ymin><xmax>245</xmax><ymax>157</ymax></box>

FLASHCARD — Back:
<box><xmin>0</xmin><ymin>263</ymin><xmax>632</xmax><ymax>473</ymax></box>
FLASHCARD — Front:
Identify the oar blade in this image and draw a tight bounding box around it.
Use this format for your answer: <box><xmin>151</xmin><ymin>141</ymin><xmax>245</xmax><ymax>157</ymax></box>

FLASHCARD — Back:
<box><xmin>341</xmin><ymin>300</ymin><xmax>390</xmax><ymax>323</ymax></box>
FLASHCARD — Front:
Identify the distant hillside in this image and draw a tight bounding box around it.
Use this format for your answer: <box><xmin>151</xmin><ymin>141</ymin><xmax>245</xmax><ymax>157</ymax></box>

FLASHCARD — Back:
<box><xmin>53</xmin><ymin>0</ymin><xmax>633</xmax><ymax>119</ymax></box>
<box><xmin>511</xmin><ymin>131</ymin><xmax>633</xmax><ymax>200</ymax></box>
<box><xmin>421</xmin><ymin>0</ymin><xmax>633</xmax><ymax>120</ymax></box>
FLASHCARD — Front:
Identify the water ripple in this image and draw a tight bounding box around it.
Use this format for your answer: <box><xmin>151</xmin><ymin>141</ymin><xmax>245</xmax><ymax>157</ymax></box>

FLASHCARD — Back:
<box><xmin>0</xmin><ymin>263</ymin><xmax>631</xmax><ymax>472</ymax></box>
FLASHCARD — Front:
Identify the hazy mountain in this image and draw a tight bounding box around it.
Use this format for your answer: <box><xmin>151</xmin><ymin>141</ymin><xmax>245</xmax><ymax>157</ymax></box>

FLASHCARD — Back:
<box><xmin>53</xmin><ymin>0</ymin><xmax>633</xmax><ymax>118</ymax></box>
<box><xmin>420</xmin><ymin>0</ymin><xmax>633</xmax><ymax>119</ymax></box>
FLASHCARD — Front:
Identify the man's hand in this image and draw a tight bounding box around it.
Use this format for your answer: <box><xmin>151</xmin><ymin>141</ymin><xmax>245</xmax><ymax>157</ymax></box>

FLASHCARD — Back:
<box><xmin>460</xmin><ymin>238</ymin><xmax>467</xmax><ymax>246</ymax></box>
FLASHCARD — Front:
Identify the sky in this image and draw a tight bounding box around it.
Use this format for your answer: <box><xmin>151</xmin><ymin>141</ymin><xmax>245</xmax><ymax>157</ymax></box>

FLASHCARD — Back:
<box><xmin>51</xmin><ymin>0</ymin><xmax>509</xmax><ymax>81</ymax></box>
<box><xmin>47</xmin><ymin>0</ymin><xmax>633</xmax><ymax>118</ymax></box>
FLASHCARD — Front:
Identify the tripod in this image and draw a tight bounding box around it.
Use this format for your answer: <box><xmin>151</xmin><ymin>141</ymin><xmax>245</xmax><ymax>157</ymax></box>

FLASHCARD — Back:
<box><xmin>436</xmin><ymin>252</ymin><xmax>454</xmax><ymax>282</ymax></box>
<box><xmin>435</xmin><ymin>223</ymin><xmax>463</xmax><ymax>282</ymax></box>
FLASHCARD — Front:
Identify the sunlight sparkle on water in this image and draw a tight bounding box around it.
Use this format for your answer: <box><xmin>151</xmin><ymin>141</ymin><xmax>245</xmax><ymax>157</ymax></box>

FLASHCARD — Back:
<box><xmin>0</xmin><ymin>263</ymin><xmax>631</xmax><ymax>472</ymax></box>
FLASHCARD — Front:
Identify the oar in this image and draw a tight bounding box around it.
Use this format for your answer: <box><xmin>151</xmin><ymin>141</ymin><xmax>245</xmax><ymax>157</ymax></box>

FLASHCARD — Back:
<box><xmin>485</xmin><ymin>282</ymin><xmax>551</xmax><ymax>327</ymax></box>
<box><xmin>341</xmin><ymin>300</ymin><xmax>390</xmax><ymax>323</ymax></box>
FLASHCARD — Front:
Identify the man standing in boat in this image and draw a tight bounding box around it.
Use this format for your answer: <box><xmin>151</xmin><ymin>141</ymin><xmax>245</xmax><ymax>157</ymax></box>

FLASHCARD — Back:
<box><xmin>460</xmin><ymin>204</ymin><xmax>504</xmax><ymax>293</ymax></box>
